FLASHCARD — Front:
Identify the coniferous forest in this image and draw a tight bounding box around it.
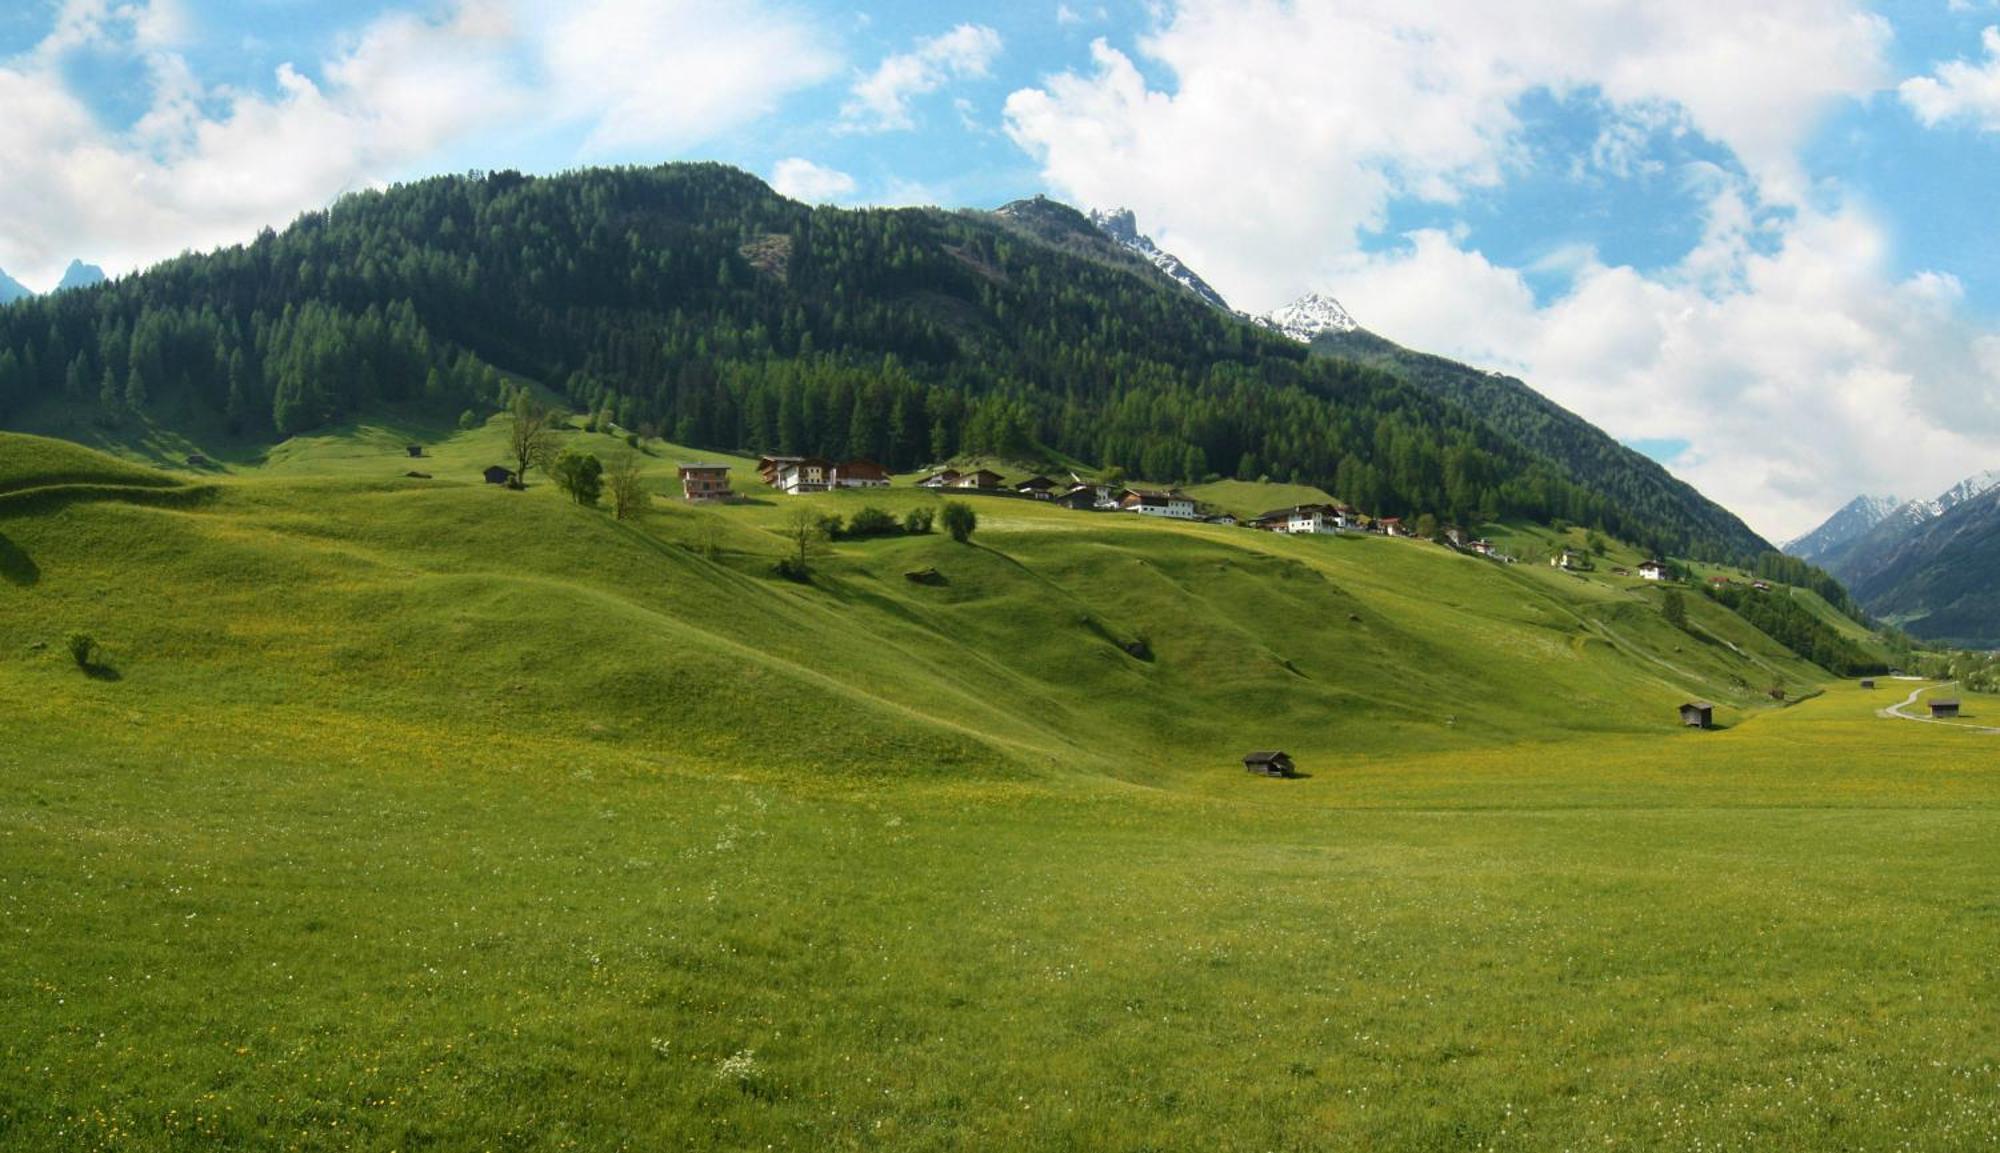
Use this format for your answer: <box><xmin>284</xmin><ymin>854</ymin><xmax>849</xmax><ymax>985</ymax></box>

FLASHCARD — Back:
<box><xmin>0</xmin><ymin>163</ymin><xmax>1762</xmax><ymax>560</ymax></box>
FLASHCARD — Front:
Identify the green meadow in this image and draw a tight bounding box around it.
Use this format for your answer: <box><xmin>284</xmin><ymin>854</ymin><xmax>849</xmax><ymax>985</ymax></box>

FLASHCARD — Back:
<box><xmin>3</xmin><ymin>424</ymin><xmax>1997</xmax><ymax>1150</ymax></box>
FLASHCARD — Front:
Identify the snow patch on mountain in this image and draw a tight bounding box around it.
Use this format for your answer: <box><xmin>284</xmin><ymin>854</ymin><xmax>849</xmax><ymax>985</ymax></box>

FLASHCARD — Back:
<box><xmin>1084</xmin><ymin>208</ymin><xmax>1360</xmax><ymax>342</ymax></box>
<box><xmin>1252</xmin><ymin>292</ymin><xmax>1359</xmax><ymax>343</ymax></box>
<box><xmin>1087</xmin><ymin>208</ymin><xmax>1233</xmax><ymax>312</ymax></box>
<box><xmin>1927</xmin><ymin>470</ymin><xmax>2000</xmax><ymax>517</ymax></box>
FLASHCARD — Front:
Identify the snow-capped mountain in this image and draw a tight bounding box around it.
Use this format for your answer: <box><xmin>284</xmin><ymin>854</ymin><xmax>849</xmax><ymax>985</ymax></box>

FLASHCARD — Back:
<box><xmin>1087</xmin><ymin>208</ymin><xmax>1233</xmax><ymax>312</ymax></box>
<box><xmin>1926</xmin><ymin>470</ymin><xmax>2000</xmax><ymax>518</ymax></box>
<box><xmin>1783</xmin><ymin>494</ymin><xmax>1901</xmax><ymax>563</ymax></box>
<box><xmin>1252</xmin><ymin>292</ymin><xmax>1359</xmax><ymax>343</ymax></box>
<box><xmin>1791</xmin><ymin>469</ymin><xmax>2000</xmax><ymax>643</ymax></box>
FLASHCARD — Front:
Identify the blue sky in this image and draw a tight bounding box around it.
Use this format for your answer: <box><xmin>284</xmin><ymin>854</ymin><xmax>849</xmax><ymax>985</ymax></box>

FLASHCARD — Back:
<box><xmin>5</xmin><ymin>0</ymin><xmax>2000</xmax><ymax>537</ymax></box>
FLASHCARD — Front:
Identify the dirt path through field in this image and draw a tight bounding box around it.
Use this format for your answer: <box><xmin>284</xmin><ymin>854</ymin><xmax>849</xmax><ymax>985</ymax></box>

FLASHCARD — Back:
<box><xmin>1880</xmin><ymin>681</ymin><xmax>2000</xmax><ymax>734</ymax></box>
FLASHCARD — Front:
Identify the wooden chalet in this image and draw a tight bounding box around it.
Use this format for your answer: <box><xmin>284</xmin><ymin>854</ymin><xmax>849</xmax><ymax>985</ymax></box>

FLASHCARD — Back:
<box><xmin>1931</xmin><ymin>699</ymin><xmax>1962</xmax><ymax>720</ymax></box>
<box><xmin>1014</xmin><ymin>475</ymin><xmax>1059</xmax><ymax>499</ymax></box>
<box><xmin>832</xmin><ymin>459</ymin><xmax>890</xmax><ymax>488</ymax></box>
<box><xmin>757</xmin><ymin>455</ymin><xmax>803</xmax><ymax>483</ymax></box>
<box><xmin>771</xmin><ymin>457</ymin><xmax>833</xmax><ymax>494</ymax></box>
<box><xmin>1120</xmin><ymin>489</ymin><xmax>1198</xmax><ymax>519</ymax></box>
<box><xmin>948</xmin><ymin>469</ymin><xmax>1006</xmax><ymax>490</ymax></box>
<box><xmin>1638</xmin><ymin>560</ymin><xmax>1667</xmax><ymax>581</ymax></box>
<box><xmin>1251</xmin><ymin>504</ymin><xmax>1344</xmax><ymax>534</ymax></box>
<box><xmin>1243</xmin><ymin>750</ymin><xmax>1297</xmax><ymax>778</ymax></box>
<box><xmin>1679</xmin><ymin>701</ymin><xmax>1715</xmax><ymax>729</ymax></box>
<box><xmin>915</xmin><ymin>468</ymin><xmax>961</xmax><ymax>488</ymax></box>
<box><xmin>1052</xmin><ymin>484</ymin><xmax>1100</xmax><ymax>510</ymax></box>
<box><xmin>678</xmin><ymin>463</ymin><xmax>734</xmax><ymax>503</ymax></box>
<box><xmin>1377</xmin><ymin>516</ymin><xmax>1406</xmax><ymax>536</ymax></box>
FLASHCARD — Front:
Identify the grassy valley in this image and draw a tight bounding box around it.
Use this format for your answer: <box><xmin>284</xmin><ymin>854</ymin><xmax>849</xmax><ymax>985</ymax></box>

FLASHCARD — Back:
<box><xmin>5</xmin><ymin>422</ymin><xmax>1998</xmax><ymax>1148</ymax></box>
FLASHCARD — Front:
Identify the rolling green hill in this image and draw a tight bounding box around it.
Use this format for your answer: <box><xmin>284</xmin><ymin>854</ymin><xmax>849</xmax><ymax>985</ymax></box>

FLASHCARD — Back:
<box><xmin>4</xmin><ymin>423</ymin><xmax>1997</xmax><ymax>1149</ymax></box>
<box><xmin>0</xmin><ymin>426</ymin><xmax>1824</xmax><ymax>786</ymax></box>
<box><xmin>0</xmin><ymin>431</ymin><xmax>184</xmax><ymax>496</ymax></box>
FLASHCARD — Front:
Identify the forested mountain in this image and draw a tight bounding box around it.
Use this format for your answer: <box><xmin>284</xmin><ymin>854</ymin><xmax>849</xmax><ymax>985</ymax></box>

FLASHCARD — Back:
<box><xmin>0</xmin><ymin>163</ymin><xmax>1725</xmax><ymax>541</ymax></box>
<box><xmin>1310</xmin><ymin>327</ymin><xmax>1771</xmax><ymax>563</ymax></box>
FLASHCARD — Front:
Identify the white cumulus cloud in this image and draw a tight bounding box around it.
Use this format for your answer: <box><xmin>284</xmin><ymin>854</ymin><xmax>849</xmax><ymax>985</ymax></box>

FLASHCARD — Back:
<box><xmin>842</xmin><ymin>23</ymin><xmax>1002</xmax><ymax>132</ymax></box>
<box><xmin>769</xmin><ymin>157</ymin><xmax>856</xmax><ymax>203</ymax></box>
<box><xmin>1900</xmin><ymin>26</ymin><xmax>2000</xmax><ymax>130</ymax></box>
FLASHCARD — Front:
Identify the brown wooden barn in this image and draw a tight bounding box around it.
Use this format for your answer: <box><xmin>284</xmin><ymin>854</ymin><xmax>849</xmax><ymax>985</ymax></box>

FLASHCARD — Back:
<box><xmin>1679</xmin><ymin>701</ymin><xmax>1715</xmax><ymax>729</ymax></box>
<box><xmin>1243</xmin><ymin>751</ymin><xmax>1297</xmax><ymax>777</ymax></box>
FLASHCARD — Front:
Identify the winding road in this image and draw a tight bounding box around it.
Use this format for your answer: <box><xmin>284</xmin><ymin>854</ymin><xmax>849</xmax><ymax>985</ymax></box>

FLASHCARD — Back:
<box><xmin>1879</xmin><ymin>681</ymin><xmax>2000</xmax><ymax>734</ymax></box>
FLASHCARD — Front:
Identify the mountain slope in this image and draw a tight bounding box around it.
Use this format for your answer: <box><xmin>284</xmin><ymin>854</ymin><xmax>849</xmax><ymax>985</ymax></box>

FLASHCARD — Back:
<box><xmin>1795</xmin><ymin>470</ymin><xmax>2000</xmax><ymax>642</ymax></box>
<box><xmin>1837</xmin><ymin>482</ymin><xmax>2000</xmax><ymax>646</ymax></box>
<box><xmin>1087</xmin><ymin>207</ymin><xmax>1233</xmax><ymax>310</ymax></box>
<box><xmin>1310</xmin><ymin>326</ymin><xmax>1773</xmax><ymax>563</ymax></box>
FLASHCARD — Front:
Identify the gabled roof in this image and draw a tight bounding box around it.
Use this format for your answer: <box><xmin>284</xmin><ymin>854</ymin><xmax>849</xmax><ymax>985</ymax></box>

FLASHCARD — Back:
<box><xmin>1243</xmin><ymin>750</ymin><xmax>1291</xmax><ymax>763</ymax></box>
<box><xmin>1932</xmin><ymin>698</ymin><xmax>1962</xmax><ymax>708</ymax></box>
<box><xmin>1681</xmin><ymin>700</ymin><xmax>1716</xmax><ymax>710</ymax></box>
<box><xmin>679</xmin><ymin>462</ymin><xmax>732</xmax><ymax>473</ymax></box>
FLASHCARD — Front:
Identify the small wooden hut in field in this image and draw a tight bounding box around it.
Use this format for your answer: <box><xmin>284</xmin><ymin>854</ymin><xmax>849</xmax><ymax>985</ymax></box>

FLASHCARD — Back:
<box><xmin>1679</xmin><ymin>701</ymin><xmax>1715</xmax><ymax>729</ymax></box>
<box><xmin>1931</xmin><ymin>699</ymin><xmax>1961</xmax><ymax>720</ymax></box>
<box><xmin>482</xmin><ymin>465</ymin><xmax>514</xmax><ymax>486</ymax></box>
<box><xmin>1243</xmin><ymin>751</ymin><xmax>1297</xmax><ymax>778</ymax></box>
<box><xmin>1859</xmin><ymin>678</ymin><xmax>1876</xmax><ymax>690</ymax></box>
<box><xmin>406</xmin><ymin>444</ymin><xmax>424</xmax><ymax>458</ymax></box>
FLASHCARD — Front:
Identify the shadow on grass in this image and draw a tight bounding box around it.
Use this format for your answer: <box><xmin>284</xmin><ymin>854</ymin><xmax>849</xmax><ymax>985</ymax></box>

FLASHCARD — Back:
<box><xmin>82</xmin><ymin>662</ymin><xmax>122</xmax><ymax>682</ymax></box>
<box><xmin>0</xmin><ymin>532</ymin><xmax>37</xmax><ymax>586</ymax></box>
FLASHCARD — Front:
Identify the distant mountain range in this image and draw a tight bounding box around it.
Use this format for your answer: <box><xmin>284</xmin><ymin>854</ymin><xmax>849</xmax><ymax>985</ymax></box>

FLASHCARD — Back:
<box><xmin>1787</xmin><ymin>472</ymin><xmax>2000</xmax><ymax>646</ymax></box>
<box><xmin>0</xmin><ymin>260</ymin><xmax>108</xmax><ymax>304</ymax></box>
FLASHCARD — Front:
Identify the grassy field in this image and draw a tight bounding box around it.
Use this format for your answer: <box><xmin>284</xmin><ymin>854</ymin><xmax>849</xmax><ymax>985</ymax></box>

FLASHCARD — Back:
<box><xmin>3</xmin><ymin>424</ymin><xmax>1997</xmax><ymax>1150</ymax></box>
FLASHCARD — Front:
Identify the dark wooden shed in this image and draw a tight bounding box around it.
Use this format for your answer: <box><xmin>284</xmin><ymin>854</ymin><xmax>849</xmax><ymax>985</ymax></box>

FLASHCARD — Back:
<box><xmin>1243</xmin><ymin>750</ymin><xmax>1297</xmax><ymax>778</ymax></box>
<box><xmin>1859</xmin><ymin>678</ymin><xmax>1876</xmax><ymax>690</ymax></box>
<box><xmin>1931</xmin><ymin>699</ymin><xmax>1961</xmax><ymax>720</ymax></box>
<box><xmin>406</xmin><ymin>444</ymin><xmax>424</xmax><ymax>458</ymax></box>
<box><xmin>1679</xmin><ymin>701</ymin><xmax>1715</xmax><ymax>729</ymax></box>
<box><xmin>482</xmin><ymin>465</ymin><xmax>514</xmax><ymax>486</ymax></box>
